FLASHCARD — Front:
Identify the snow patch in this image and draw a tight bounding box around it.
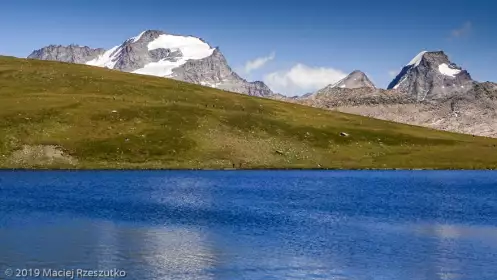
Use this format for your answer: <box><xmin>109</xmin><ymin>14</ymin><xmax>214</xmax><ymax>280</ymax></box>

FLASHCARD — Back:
<box><xmin>406</xmin><ymin>51</ymin><xmax>427</xmax><ymax>67</ymax></box>
<box><xmin>85</xmin><ymin>45</ymin><xmax>121</xmax><ymax>68</ymax></box>
<box><xmin>147</xmin><ymin>34</ymin><xmax>214</xmax><ymax>59</ymax></box>
<box><xmin>132</xmin><ymin>34</ymin><xmax>215</xmax><ymax>77</ymax></box>
<box><xmin>438</xmin><ymin>63</ymin><xmax>461</xmax><ymax>77</ymax></box>
<box><xmin>132</xmin><ymin>60</ymin><xmax>185</xmax><ymax>77</ymax></box>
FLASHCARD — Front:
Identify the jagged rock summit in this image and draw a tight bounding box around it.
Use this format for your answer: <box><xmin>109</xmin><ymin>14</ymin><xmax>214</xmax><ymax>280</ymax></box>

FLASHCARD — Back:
<box><xmin>303</xmin><ymin>70</ymin><xmax>376</xmax><ymax>101</ymax></box>
<box><xmin>28</xmin><ymin>30</ymin><xmax>273</xmax><ymax>97</ymax></box>
<box><xmin>387</xmin><ymin>51</ymin><xmax>474</xmax><ymax>101</ymax></box>
<box><xmin>28</xmin><ymin>44</ymin><xmax>105</xmax><ymax>64</ymax></box>
<box><xmin>329</xmin><ymin>70</ymin><xmax>376</xmax><ymax>89</ymax></box>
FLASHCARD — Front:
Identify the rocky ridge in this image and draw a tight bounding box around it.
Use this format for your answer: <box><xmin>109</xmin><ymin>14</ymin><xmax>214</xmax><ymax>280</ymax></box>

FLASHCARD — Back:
<box><xmin>28</xmin><ymin>44</ymin><xmax>105</xmax><ymax>64</ymax></box>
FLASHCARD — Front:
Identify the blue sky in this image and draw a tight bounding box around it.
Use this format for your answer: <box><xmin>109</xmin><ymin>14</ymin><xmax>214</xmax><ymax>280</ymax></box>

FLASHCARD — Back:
<box><xmin>1</xmin><ymin>0</ymin><xmax>495</xmax><ymax>95</ymax></box>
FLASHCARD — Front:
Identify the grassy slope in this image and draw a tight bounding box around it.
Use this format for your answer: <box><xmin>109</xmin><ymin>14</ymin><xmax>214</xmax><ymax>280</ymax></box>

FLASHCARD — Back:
<box><xmin>1</xmin><ymin>55</ymin><xmax>497</xmax><ymax>169</ymax></box>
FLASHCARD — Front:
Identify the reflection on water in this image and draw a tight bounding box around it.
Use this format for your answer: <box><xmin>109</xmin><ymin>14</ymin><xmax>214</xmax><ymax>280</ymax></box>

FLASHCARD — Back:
<box><xmin>1</xmin><ymin>170</ymin><xmax>497</xmax><ymax>280</ymax></box>
<box><xmin>134</xmin><ymin>227</ymin><xmax>214</xmax><ymax>280</ymax></box>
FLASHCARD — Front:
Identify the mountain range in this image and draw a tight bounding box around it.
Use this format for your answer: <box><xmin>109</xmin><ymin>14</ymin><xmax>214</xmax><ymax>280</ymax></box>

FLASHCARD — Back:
<box><xmin>28</xmin><ymin>30</ymin><xmax>273</xmax><ymax>97</ymax></box>
<box><xmin>295</xmin><ymin>51</ymin><xmax>497</xmax><ymax>138</ymax></box>
<box><xmin>28</xmin><ymin>30</ymin><xmax>497</xmax><ymax>138</ymax></box>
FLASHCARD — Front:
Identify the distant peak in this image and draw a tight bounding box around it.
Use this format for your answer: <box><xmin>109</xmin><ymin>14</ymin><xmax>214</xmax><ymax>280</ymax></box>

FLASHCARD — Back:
<box><xmin>128</xmin><ymin>30</ymin><xmax>165</xmax><ymax>43</ymax></box>
<box><xmin>387</xmin><ymin>50</ymin><xmax>473</xmax><ymax>95</ymax></box>
<box><xmin>137</xmin><ymin>30</ymin><xmax>207</xmax><ymax>39</ymax></box>
<box><xmin>406</xmin><ymin>51</ymin><xmax>427</xmax><ymax>67</ymax></box>
<box><xmin>406</xmin><ymin>50</ymin><xmax>446</xmax><ymax>67</ymax></box>
<box><xmin>349</xmin><ymin>70</ymin><xmax>365</xmax><ymax>75</ymax></box>
<box><xmin>128</xmin><ymin>30</ymin><xmax>212</xmax><ymax>46</ymax></box>
<box><xmin>329</xmin><ymin>70</ymin><xmax>375</xmax><ymax>89</ymax></box>
<box><xmin>141</xmin><ymin>30</ymin><xmax>166</xmax><ymax>36</ymax></box>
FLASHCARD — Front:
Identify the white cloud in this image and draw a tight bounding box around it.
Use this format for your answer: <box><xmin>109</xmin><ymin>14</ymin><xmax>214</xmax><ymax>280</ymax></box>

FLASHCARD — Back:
<box><xmin>450</xmin><ymin>21</ymin><xmax>472</xmax><ymax>38</ymax></box>
<box><xmin>263</xmin><ymin>63</ymin><xmax>347</xmax><ymax>96</ymax></box>
<box><xmin>244</xmin><ymin>52</ymin><xmax>275</xmax><ymax>73</ymax></box>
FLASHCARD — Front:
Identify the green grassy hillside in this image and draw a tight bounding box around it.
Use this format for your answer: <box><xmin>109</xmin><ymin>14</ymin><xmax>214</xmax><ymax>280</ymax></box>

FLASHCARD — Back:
<box><xmin>1</xmin><ymin>55</ymin><xmax>497</xmax><ymax>169</ymax></box>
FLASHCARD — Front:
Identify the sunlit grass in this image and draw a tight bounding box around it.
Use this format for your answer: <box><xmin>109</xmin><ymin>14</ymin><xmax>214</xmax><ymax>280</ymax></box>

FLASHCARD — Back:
<box><xmin>1</xmin><ymin>55</ymin><xmax>497</xmax><ymax>169</ymax></box>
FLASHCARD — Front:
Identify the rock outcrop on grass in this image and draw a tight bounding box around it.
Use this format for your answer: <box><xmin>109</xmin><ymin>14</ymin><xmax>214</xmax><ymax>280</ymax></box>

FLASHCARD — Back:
<box><xmin>9</xmin><ymin>145</ymin><xmax>77</xmax><ymax>167</ymax></box>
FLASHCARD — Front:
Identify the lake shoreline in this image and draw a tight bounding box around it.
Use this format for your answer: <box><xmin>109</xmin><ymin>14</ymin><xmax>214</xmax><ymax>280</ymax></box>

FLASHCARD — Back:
<box><xmin>1</xmin><ymin>167</ymin><xmax>497</xmax><ymax>171</ymax></box>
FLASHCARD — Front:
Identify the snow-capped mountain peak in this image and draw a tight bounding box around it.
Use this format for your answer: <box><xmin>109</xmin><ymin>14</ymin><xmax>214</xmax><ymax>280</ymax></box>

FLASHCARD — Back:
<box><xmin>387</xmin><ymin>51</ymin><xmax>473</xmax><ymax>100</ymax></box>
<box><xmin>85</xmin><ymin>30</ymin><xmax>215</xmax><ymax>74</ymax></box>
<box><xmin>28</xmin><ymin>30</ymin><xmax>273</xmax><ymax>97</ymax></box>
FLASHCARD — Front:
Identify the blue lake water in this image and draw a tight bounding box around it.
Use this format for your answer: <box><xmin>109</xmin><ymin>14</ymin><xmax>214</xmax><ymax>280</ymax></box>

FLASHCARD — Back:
<box><xmin>0</xmin><ymin>170</ymin><xmax>496</xmax><ymax>280</ymax></box>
